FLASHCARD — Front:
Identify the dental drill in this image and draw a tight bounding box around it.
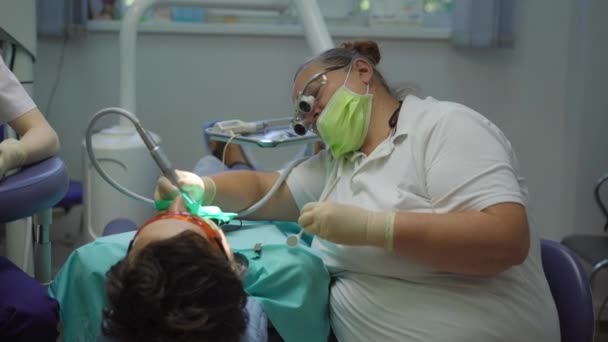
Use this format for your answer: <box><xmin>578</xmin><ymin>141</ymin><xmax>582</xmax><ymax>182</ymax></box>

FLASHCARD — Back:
<box><xmin>132</xmin><ymin>119</ymin><xmax>196</xmax><ymax>207</ymax></box>
<box><xmin>86</xmin><ymin>107</ymin><xmax>308</xmax><ymax>235</ymax></box>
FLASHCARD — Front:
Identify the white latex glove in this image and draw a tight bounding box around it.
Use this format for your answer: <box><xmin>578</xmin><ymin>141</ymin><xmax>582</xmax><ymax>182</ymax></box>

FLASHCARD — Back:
<box><xmin>154</xmin><ymin>169</ymin><xmax>216</xmax><ymax>205</ymax></box>
<box><xmin>297</xmin><ymin>201</ymin><xmax>396</xmax><ymax>250</ymax></box>
<box><xmin>0</xmin><ymin>139</ymin><xmax>27</xmax><ymax>180</ymax></box>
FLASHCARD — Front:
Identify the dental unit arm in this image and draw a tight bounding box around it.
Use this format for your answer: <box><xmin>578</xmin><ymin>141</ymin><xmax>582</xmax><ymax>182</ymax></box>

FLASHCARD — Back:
<box><xmin>212</xmin><ymin>120</ymin><xmax>266</xmax><ymax>135</ymax></box>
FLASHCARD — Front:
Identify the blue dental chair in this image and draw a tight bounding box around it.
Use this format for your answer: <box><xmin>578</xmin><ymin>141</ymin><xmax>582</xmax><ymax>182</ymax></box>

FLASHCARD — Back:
<box><xmin>0</xmin><ymin>156</ymin><xmax>69</xmax><ymax>283</ymax></box>
<box><xmin>1</xmin><ymin>125</ymin><xmax>69</xmax><ymax>283</ymax></box>
<box><xmin>562</xmin><ymin>172</ymin><xmax>608</xmax><ymax>334</ymax></box>
<box><xmin>1</xmin><ymin>126</ymin><xmax>83</xmax><ymax>213</ymax></box>
<box><xmin>541</xmin><ymin>239</ymin><xmax>595</xmax><ymax>342</ymax></box>
<box><xmin>56</xmin><ymin>180</ymin><xmax>83</xmax><ymax>212</ymax></box>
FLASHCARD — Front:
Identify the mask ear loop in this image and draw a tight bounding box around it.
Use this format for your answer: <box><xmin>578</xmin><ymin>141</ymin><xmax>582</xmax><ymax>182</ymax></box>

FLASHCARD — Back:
<box><xmin>344</xmin><ymin>60</ymin><xmax>370</xmax><ymax>95</ymax></box>
<box><xmin>343</xmin><ymin>62</ymin><xmax>354</xmax><ymax>86</ymax></box>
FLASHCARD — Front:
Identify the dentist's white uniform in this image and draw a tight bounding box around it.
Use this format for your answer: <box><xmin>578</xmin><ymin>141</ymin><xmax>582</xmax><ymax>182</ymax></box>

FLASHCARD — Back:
<box><xmin>285</xmin><ymin>95</ymin><xmax>560</xmax><ymax>341</ymax></box>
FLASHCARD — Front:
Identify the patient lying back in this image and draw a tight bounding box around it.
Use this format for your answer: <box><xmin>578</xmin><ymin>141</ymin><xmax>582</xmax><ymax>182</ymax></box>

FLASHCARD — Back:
<box><xmin>103</xmin><ymin>196</ymin><xmax>248</xmax><ymax>342</ymax></box>
<box><xmin>99</xmin><ymin>195</ymin><xmax>331</xmax><ymax>342</ymax></box>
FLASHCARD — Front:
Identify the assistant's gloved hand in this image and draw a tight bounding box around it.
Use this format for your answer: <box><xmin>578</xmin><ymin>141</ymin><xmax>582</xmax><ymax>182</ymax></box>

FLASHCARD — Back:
<box><xmin>0</xmin><ymin>138</ymin><xmax>27</xmax><ymax>180</ymax></box>
<box><xmin>154</xmin><ymin>170</ymin><xmax>216</xmax><ymax>206</ymax></box>
<box><xmin>297</xmin><ymin>201</ymin><xmax>396</xmax><ymax>250</ymax></box>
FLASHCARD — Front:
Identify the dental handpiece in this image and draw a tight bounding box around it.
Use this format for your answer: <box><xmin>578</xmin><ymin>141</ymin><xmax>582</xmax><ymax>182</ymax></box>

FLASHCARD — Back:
<box><xmin>134</xmin><ymin>123</ymin><xmax>196</xmax><ymax>206</ymax></box>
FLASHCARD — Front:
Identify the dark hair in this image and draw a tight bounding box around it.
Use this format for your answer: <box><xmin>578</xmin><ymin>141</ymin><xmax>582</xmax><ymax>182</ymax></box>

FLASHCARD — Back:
<box><xmin>103</xmin><ymin>230</ymin><xmax>248</xmax><ymax>342</ymax></box>
<box><xmin>295</xmin><ymin>40</ymin><xmax>392</xmax><ymax>95</ymax></box>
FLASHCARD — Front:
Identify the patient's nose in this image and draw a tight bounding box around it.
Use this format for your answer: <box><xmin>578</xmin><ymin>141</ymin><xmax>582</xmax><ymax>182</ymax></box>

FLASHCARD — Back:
<box><xmin>168</xmin><ymin>195</ymin><xmax>187</xmax><ymax>212</ymax></box>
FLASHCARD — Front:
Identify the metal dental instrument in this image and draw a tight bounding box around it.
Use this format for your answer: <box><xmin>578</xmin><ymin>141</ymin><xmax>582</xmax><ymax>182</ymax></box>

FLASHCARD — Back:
<box><xmin>286</xmin><ymin>230</ymin><xmax>304</xmax><ymax>248</ymax></box>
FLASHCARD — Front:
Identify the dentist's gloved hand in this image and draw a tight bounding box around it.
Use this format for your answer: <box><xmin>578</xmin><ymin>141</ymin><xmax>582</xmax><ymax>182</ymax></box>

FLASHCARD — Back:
<box><xmin>297</xmin><ymin>201</ymin><xmax>396</xmax><ymax>251</ymax></box>
<box><xmin>0</xmin><ymin>139</ymin><xmax>27</xmax><ymax>180</ymax></box>
<box><xmin>154</xmin><ymin>170</ymin><xmax>217</xmax><ymax>206</ymax></box>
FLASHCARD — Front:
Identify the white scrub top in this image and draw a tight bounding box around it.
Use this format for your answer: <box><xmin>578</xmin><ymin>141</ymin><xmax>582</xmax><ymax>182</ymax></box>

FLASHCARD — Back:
<box><xmin>0</xmin><ymin>55</ymin><xmax>36</xmax><ymax>125</ymax></box>
<box><xmin>285</xmin><ymin>95</ymin><xmax>560</xmax><ymax>342</ymax></box>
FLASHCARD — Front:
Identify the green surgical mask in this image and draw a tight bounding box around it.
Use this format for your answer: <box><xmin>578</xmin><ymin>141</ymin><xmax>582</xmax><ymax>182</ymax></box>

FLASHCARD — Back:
<box><xmin>316</xmin><ymin>68</ymin><xmax>372</xmax><ymax>158</ymax></box>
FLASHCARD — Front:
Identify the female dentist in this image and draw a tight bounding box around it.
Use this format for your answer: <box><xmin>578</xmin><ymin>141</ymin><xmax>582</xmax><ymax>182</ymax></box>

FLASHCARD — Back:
<box><xmin>157</xmin><ymin>40</ymin><xmax>560</xmax><ymax>341</ymax></box>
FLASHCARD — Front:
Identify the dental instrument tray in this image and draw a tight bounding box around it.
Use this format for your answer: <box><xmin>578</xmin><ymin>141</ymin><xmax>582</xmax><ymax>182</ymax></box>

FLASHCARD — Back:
<box><xmin>205</xmin><ymin>117</ymin><xmax>319</xmax><ymax>148</ymax></box>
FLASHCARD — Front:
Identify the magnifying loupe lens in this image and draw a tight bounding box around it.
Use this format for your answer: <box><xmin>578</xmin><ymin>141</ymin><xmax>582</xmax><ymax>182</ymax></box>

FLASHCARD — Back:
<box><xmin>298</xmin><ymin>101</ymin><xmax>312</xmax><ymax>113</ymax></box>
<box><xmin>293</xmin><ymin>123</ymin><xmax>308</xmax><ymax>136</ymax></box>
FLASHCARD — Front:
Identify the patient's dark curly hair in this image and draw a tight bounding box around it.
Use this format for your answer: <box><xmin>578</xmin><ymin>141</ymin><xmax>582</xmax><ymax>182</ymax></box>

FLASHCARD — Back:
<box><xmin>102</xmin><ymin>230</ymin><xmax>248</xmax><ymax>342</ymax></box>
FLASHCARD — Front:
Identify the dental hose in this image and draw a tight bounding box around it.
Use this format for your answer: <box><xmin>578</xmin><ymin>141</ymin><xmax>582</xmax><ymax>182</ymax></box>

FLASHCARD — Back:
<box><xmin>85</xmin><ymin>107</ymin><xmax>156</xmax><ymax>206</ymax></box>
<box><xmin>85</xmin><ymin>107</ymin><xmax>307</xmax><ymax>221</ymax></box>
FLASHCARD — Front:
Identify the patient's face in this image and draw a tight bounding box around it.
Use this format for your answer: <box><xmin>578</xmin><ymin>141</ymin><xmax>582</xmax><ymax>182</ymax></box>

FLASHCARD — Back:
<box><xmin>127</xmin><ymin>196</ymin><xmax>233</xmax><ymax>262</ymax></box>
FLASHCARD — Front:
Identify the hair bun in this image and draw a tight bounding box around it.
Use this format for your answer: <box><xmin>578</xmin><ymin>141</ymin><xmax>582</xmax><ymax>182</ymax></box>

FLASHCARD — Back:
<box><xmin>341</xmin><ymin>40</ymin><xmax>381</xmax><ymax>65</ymax></box>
